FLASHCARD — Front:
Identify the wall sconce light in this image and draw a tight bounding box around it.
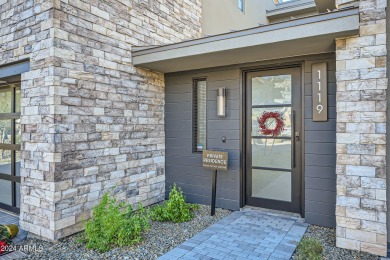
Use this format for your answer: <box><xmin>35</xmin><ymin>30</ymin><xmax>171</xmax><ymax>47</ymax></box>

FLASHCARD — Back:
<box><xmin>217</xmin><ymin>87</ymin><xmax>226</xmax><ymax>118</ymax></box>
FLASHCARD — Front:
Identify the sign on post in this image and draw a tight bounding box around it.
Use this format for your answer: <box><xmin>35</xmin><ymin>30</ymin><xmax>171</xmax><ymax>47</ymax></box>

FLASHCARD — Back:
<box><xmin>312</xmin><ymin>62</ymin><xmax>328</xmax><ymax>122</ymax></box>
<box><xmin>202</xmin><ymin>150</ymin><xmax>228</xmax><ymax>216</ymax></box>
<box><xmin>202</xmin><ymin>150</ymin><xmax>228</xmax><ymax>171</ymax></box>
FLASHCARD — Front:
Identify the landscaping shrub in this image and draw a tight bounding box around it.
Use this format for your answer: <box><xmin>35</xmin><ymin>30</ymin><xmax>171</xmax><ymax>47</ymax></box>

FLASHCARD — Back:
<box><xmin>85</xmin><ymin>194</ymin><xmax>149</xmax><ymax>252</ymax></box>
<box><xmin>0</xmin><ymin>225</ymin><xmax>11</xmax><ymax>243</ymax></box>
<box><xmin>150</xmin><ymin>184</ymin><xmax>199</xmax><ymax>223</ymax></box>
<box><xmin>0</xmin><ymin>225</ymin><xmax>11</xmax><ymax>255</ymax></box>
<box><xmin>296</xmin><ymin>237</ymin><xmax>323</xmax><ymax>260</ymax></box>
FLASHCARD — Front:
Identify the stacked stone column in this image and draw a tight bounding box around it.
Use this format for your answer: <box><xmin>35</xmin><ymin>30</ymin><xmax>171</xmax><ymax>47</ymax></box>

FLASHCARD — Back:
<box><xmin>335</xmin><ymin>0</ymin><xmax>387</xmax><ymax>256</ymax></box>
<box><xmin>1</xmin><ymin>0</ymin><xmax>202</xmax><ymax>240</ymax></box>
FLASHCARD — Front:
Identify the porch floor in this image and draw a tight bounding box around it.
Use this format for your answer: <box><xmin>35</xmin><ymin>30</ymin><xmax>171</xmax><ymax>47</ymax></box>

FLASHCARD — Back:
<box><xmin>0</xmin><ymin>210</ymin><xmax>27</xmax><ymax>259</ymax></box>
<box><xmin>158</xmin><ymin>207</ymin><xmax>307</xmax><ymax>260</ymax></box>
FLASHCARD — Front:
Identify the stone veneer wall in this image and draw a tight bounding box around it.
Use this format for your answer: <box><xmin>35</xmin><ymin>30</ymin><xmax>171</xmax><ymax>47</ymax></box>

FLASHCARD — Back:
<box><xmin>335</xmin><ymin>0</ymin><xmax>387</xmax><ymax>256</ymax></box>
<box><xmin>0</xmin><ymin>0</ymin><xmax>201</xmax><ymax>240</ymax></box>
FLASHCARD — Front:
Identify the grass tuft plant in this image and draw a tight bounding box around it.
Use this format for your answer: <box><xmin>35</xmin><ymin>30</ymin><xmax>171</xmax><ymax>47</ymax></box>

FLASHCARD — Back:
<box><xmin>296</xmin><ymin>237</ymin><xmax>323</xmax><ymax>260</ymax></box>
<box><xmin>84</xmin><ymin>193</ymin><xmax>149</xmax><ymax>252</ymax></box>
<box><xmin>150</xmin><ymin>183</ymin><xmax>199</xmax><ymax>223</ymax></box>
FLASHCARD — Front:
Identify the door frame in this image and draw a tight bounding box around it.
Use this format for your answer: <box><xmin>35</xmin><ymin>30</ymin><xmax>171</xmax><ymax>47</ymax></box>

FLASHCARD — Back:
<box><xmin>0</xmin><ymin>83</ymin><xmax>21</xmax><ymax>214</ymax></box>
<box><xmin>239</xmin><ymin>62</ymin><xmax>305</xmax><ymax>217</ymax></box>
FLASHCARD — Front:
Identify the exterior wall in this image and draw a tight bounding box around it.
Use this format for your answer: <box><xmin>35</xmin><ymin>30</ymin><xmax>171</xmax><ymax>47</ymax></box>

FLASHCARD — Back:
<box><xmin>335</xmin><ymin>0</ymin><xmax>388</xmax><ymax>256</ymax></box>
<box><xmin>304</xmin><ymin>55</ymin><xmax>337</xmax><ymax>228</ymax></box>
<box><xmin>165</xmin><ymin>54</ymin><xmax>337</xmax><ymax>228</ymax></box>
<box><xmin>201</xmin><ymin>0</ymin><xmax>271</xmax><ymax>35</ymax></box>
<box><xmin>201</xmin><ymin>0</ymin><xmax>323</xmax><ymax>36</ymax></box>
<box><xmin>0</xmin><ymin>0</ymin><xmax>57</xmax><ymax>239</ymax></box>
<box><xmin>1</xmin><ymin>0</ymin><xmax>202</xmax><ymax>240</ymax></box>
<box><xmin>165</xmin><ymin>69</ymin><xmax>241</xmax><ymax>210</ymax></box>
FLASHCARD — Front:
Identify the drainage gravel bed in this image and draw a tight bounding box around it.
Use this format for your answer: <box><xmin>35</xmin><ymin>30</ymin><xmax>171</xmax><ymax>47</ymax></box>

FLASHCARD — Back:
<box><xmin>292</xmin><ymin>225</ymin><xmax>381</xmax><ymax>260</ymax></box>
<box><xmin>20</xmin><ymin>205</ymin><xmax>231</xmax><ymax>260</ymax></box>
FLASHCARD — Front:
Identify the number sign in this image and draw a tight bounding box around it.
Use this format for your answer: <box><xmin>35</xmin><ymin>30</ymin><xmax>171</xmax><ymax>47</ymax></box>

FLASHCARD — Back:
<box><xmin>312</xmin><ymin>63</ymin><xmax>328</xmax><ymax>122</ymax></box>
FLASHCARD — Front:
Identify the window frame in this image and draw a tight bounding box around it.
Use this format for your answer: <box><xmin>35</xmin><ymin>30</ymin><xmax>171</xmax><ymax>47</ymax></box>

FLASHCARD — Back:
<box><xmin>192</xmin><ymin>78</ymin><xmax>207</xmax><ymax>153</ymax></box>
<box><xmin>0</xmin><ymin>83</ymin><xmax>21</xmax><ymax>214</ymax></box>
<box><xmin>273</xmin><ymin>0</ymin><xmax>299</xmax><ymax>5</ymax></box>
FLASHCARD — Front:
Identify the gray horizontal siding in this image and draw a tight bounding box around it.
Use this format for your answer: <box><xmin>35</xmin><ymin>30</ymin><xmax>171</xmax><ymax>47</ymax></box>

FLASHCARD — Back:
<box><xmin>165</xmin><ymin>69</ymin><xmax>241</xmax><ymax>210</ymax></box>
<box><xmin>165</xmin><ymin>54</ymin><xmax>337</xmax><ymax>226</ymax></box>
<box><xmin>304</xmin><ymin>55</ymin><xmax>336</xmax><ymax>228</ymax></box>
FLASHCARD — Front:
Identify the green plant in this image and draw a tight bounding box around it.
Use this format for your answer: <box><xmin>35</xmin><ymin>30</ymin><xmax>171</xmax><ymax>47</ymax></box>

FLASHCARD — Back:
<box><xmin>0</xmin><ymin>225</ymin><xmax>11</xmax><ymax>255</ymax></box>
<box><xmin>296</xmin><ymin>237</ymin><xmax>323</xmax><ymax>260</ymax></box>
<box><xmin>150</xmin><ymin>184</ymin><xmax>199</xmax><ymax>223</ymax></box>
<box><xmin>0</xmin><ymin>225</ymin><xmax>11</xmax><ymax>243</ymax></box>
<box><xmin>84</xmin><ymin>194</ymin><xmax>149</xmax><ymax>252</ymax></box>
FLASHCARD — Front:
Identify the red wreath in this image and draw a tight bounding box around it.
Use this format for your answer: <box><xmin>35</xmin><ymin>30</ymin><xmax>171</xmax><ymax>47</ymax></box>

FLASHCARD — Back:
<box><xmin>257</xmin><ymin>111</ymin><xmax>285</xmax><ymax>137</ymax></box>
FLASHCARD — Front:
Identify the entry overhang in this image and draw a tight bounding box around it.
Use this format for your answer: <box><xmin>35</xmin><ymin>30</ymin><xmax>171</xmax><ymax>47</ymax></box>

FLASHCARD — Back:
<box><xmin>132</xmin><ymin>8</ymin><xmax>359</xmax><ymax>73</ymax></box>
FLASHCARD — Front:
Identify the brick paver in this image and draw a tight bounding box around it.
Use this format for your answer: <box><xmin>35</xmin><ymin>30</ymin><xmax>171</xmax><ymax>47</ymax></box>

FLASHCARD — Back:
<box><xmin>159</xmin><ymin>207</ymin><xmax>307</xmax><ymax>260</ymax></box>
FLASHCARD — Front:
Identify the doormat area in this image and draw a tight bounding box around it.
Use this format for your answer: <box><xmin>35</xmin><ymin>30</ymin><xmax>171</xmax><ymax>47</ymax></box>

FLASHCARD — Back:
<box><xmin>159</xmin><ymin>207</ymin><xmax>307</xmax><ymax>259</ymax></box>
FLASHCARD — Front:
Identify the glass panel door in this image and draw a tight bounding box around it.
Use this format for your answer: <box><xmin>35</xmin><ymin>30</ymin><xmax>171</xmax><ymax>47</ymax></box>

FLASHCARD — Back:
<box><xmin>246</xmin><ymin>68</ymin><xmax>301</xmax><ymax>213</ymax></box>
<box><xmin>0</xmin><ymin>83</ymin><xmax>21</xmax><ymax>213</ymax></box>
<box><xmin>251</xmin><ymin>74</ymin><xmax>292</xmax><ymax>202</ymax></box>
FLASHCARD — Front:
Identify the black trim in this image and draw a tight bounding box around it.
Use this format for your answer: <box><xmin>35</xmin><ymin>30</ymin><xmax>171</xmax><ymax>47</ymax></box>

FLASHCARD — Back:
<box><xmin>252</xmin><ymin>136</ymin><xmax>291</xmax><ymax>139</ymax></box>
<box><xmin>192</xmin><ymin>78</ymin><xmax>207</xmax><ymax>153</ymax></box>
<box><xmin>0</xmin><ymin>113</ymin><xmax>21</xmax><ymax>119</ymax></box>
<box><xmin>0</xmin><ymin>83</ymin><xmax>21</xmax><ymax>213</ymax></box>
<box><xmin>242</xmin><ymin>64</ymin><xmax>303</xmax><ymax>214</ymax></box>
<box><xmin>252</xmin><ymin>104</ymin><xmax>292</xmax><ymax>108</ymax></box>
<box><xmin>0</xmin><ymin>174</ymin><xmax>20</xmax><ymax>182</ymax></box>
<box><xmin>239</xmin><ymin>70</ymin><xmax>246</xmax><ymax>208</ymax></box>
<box><xmin>0</xmin><ymin>60</ymin><xmax>30</xmax><ymax>78</ymax></box>
<box><xmin>0</xmin><ymin>144</ymin><xmax>21</xmax><ymax>150</ymax></box>
<box><xmin>0</xmin><ymin>202</ymin><xmax>19</xmax><ymax>214</ymax></box>
<box><xmin>240</xmin><ymin>60</ymin><xmax>308</xmax><ymax>210</ymax></box>
<box><xmin>300</xmin><ymin>61</ymin><xmax>305</xmax><ymax>217</ymax></box>
<box><xmin>252</xmin><ymin>166</ymin><xmax>291</xmax><ymax>172</ymax></box>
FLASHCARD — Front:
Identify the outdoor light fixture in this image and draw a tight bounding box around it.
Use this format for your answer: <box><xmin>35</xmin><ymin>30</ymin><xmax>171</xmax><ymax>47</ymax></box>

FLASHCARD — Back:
<box><xmin>217</xmin><ymin>87</ymin><xmax>226</xmax><ymax>118</ymax></box>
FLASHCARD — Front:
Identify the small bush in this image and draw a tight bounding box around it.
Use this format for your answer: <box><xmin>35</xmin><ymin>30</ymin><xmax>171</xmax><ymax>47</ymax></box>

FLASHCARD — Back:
<box><xmin>85</xmin><ymin>194</ymin><xmax>149</xmax><ymax>252</ymax></box>
<box><xmin>297</xmin><ymin>237</ymin><xmax>323</xmax><ymax>260</ymax></box>
<box><xmin>0</xmin><ymin>225</ymin><xmax>11</xmax><ymax>243</ymax></box>
<box><xmin>150</xmin><ymin>184</ymin><xmax>199</xmax><ymax>223</ymax></box>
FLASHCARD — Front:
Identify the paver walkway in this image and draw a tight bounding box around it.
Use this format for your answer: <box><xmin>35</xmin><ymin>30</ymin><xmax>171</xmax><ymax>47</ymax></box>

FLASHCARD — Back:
<box><xmin>159</xmin><ymin>207</ymin><xmax>307</xmax><ymax>260</ymax></box>
<box><xmin>0</xmin><ymin>210</ymin><xmax>27</xmax><ymax>259</ymax></box>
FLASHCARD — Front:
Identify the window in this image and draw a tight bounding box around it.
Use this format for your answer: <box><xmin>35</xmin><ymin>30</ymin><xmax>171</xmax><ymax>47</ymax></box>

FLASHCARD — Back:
<box><xmin>193</xmin><ymin>79</ymin><xmax>207</xmax><ymax>152</ymax></box>
<box><xmin>273</xmin><ymin>0</ymin><xmax>295</xmax><ymax>4</ymax></box>
<box><xmin>238</xmin><ymin>0</ymin><xmax>244</xmax><ymax>12</ymax></box>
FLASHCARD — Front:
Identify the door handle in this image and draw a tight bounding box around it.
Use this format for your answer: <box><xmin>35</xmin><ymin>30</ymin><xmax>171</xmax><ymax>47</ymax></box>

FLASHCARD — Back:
<box><xmin>292</xmin><ymin>111</ymin><xmax>295</xmax><ymax>169</ymax></box>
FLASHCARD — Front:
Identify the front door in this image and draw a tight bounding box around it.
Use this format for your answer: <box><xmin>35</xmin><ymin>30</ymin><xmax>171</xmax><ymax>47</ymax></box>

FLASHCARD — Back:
<box><xmin>0</xmin><ymin>83</ymin><xmax>21</xmax><ymax>213</ymax></box>
<box><xmin>245</xmin><ymin>67</ymin><xmax>302</xmax><ymax>213</ymax></box>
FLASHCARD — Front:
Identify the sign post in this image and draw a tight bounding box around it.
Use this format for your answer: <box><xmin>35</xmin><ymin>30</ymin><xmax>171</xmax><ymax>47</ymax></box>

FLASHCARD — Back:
<box><xmin>202</xmin><ymin>150</ymin><xmax>228</xmax><ymax>216</ymax></box>
<box><xmin>211</xmin><ymin>170</ymin><xmax>217</xmax><ymax>216</ymax></box>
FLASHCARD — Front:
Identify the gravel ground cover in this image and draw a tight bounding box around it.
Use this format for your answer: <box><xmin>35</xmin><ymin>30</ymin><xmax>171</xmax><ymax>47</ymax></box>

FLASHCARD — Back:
<box><xmin>292</xmin><ymin>225</ymin><xmax>381</xmax><ymax>260</ymax></box>
<box><xmin>20</xmin><ymin>205</ymin><xmax>231</xmax><ymax>260</ymax></box>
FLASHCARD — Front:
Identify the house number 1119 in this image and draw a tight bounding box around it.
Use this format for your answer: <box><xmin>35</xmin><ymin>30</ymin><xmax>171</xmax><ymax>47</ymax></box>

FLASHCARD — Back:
<box><xmin>312</xmin><ymin>63</ymin><xmax>328</xmax><ymax>122</ymax></box>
